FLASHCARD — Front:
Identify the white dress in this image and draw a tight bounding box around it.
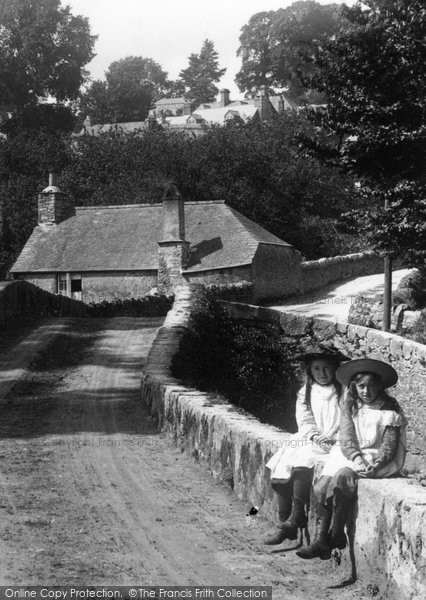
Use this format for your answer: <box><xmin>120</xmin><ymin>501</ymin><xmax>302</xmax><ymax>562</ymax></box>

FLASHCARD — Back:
<box><xmin>266</xmin><ymin>383</ymin><xmax>341</xmax><ymax>482</ymax></box>
<box><xmin>321</xmin><ymin>405</ymin><xmax>406</xmax><ymax>478</ymax></box>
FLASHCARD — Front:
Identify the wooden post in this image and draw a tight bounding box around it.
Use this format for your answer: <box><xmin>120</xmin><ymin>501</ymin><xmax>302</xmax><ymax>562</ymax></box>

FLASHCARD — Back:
<box><xmin>383</xmin><ymin>197</ymin><xmax>392</xmax><ymax>331</ymax></box>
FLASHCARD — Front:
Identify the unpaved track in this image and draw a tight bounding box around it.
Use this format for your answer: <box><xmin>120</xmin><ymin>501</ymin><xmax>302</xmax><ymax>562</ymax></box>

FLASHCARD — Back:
<box><xmin>0</xmin><ymin>318</ymin><xmax>362</xmax><ymax>598</ymax></box>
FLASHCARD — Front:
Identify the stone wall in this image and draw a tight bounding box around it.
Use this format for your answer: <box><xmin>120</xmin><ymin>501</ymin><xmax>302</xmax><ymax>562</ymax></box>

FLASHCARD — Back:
<box><xmin>301</xmin><ymin>251</ymin><xmax>385</xmax><ymax>294</ymax></box>
<box><xmin>20</xmin><ymin>271</ymin><xmax>158</xmax><ymax>303</ymax></box>
<box><xmin>184</xmin><ymin>265</ymin><xmax>253</xmax><ymax>288</ymax></box>
<box><xmin>252</xmin><ymin>244</ymin><xmax>302</xmax><ymax>301</ymax></box>
<box><xmin>223</xmin><ymin>302</ymin><xmax>426</xmax><ymax>477</ymax></box>
<box><xmin>0</xmin><ymin>279</ymin><xmax>87</xmax><ymax>327</ymax></box>
<box><xmin>81</xmin><ymin>271</ymin><xmax>158</xmax><ymax>303</ymax></box>
<box><xmin>141</xmin><ymin>289</ymin><xmax>426</xmax><ymax>599</ymax></box>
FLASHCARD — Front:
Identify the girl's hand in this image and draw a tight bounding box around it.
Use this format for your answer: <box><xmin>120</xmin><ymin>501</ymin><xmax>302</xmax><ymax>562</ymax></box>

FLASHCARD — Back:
<box><xmin>317</xmin><ymin>434</ymin><xmax>334</xmax><ymax>445</ymax></box>
<box><xmin>363</xmin><ymin>462</ymin><xmax>381</xmax><ymax>478</ymax></box>
<box><xmin>353</xmin><ymin>455</ymin><xmax>370</xmax><ymax>474</ymax></box>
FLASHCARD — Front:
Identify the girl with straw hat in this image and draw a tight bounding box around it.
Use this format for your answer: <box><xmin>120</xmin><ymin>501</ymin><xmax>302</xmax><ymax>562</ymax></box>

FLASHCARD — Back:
<box><xmin>297</xmin><ymin>358</ymin><xmax>407</xmax><ymax>560</ymax></box>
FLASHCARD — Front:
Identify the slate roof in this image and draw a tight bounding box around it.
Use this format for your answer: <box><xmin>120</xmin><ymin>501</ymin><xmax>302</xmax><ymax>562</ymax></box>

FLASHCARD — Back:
<box><xmin>11</xmin><ymin>201</ymin><xmax>291</xmax><ymax>274</ymax></box>
<box><xmin>191</xmin><ymin>105</ymin><xmax>258</xmax><ymax>125</ymax></box>
<box><xmin>155</xmin><ymin>97</ymin><xmax>190</xmax><ymax>106</ymax></box>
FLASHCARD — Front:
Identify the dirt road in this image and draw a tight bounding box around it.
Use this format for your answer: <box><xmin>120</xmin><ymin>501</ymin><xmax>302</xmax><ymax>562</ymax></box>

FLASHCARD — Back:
<box><xmin>0</xmin><ymin>318</ymin><xmax>363</xmax><ymax>598</ymax></box>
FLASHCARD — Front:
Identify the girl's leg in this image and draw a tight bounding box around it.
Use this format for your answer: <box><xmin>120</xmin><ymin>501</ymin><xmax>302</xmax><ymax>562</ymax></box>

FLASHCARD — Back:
<box><xmin>264</xmin><ymin>468</ymin><xmax>313</xmax><ymax>545</ymax></box>
<box><xmin>264</xmin><ymin>480</ymin><xmax>293</xmax><ymax>545</ymax></box>
<box><xmin>296</xmin><ymin>501</ymin><xmax>332</xmax><ymax>560</ymax></box>
<box><xmin>286</xmin><ymin>467</ymin><xmax>312</xmax><ymax>527</ymax></box>
<box><xmin>329</xmin><ymin>468</ymin><xmax>358</xmax><ymax>550</ymax></box>
<box><xmin>273</xmin><ymin>481</ymin><xmax>293</xmax><ymax>523</ymax></box>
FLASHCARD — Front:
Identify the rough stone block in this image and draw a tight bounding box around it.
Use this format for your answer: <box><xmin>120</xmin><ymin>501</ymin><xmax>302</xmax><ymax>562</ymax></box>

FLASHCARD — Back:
<box><xmin>312</xmin><ymin>318</ymin><xmax>336</xmax><ymax>340</ymax></box>
<box><xmin>279</xmin><ymin>311</ymin><xmax>312</xmax><ymax>336</ymax></box>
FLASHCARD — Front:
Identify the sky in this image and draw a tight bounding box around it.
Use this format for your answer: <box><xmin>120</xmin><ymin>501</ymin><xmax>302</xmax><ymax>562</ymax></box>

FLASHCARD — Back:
<box><xmin>66</xmin><ymin>0</ymin><xmax>356</xmax><ymax>99</ymax></box>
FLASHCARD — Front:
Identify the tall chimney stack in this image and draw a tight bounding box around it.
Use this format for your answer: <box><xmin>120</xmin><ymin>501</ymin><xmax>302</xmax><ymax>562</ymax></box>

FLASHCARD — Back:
<box><xmin>219</xmin><ymin>89</ymin><xmax>230</xmax><ymax>107</ymax></box>
<box><xmin>38</xmin><ymin>172</ymin><xmax>75</xmax><ymax>226</ymax></box>
<box><xmin>157</xmin><ymin>182</ymin><xmax>190</xmax><ymax>294</ymax></box>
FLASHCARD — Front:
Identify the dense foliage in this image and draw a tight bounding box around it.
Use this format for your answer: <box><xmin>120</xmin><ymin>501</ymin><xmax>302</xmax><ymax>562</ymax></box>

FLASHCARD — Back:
<box><xmin>236</xmin><ymin>1</ymin><xmax>345</xmax><ymax>103</ymax></box>
<box><xmin>171</xmin><ymin>288</ymin><xmax>298</xmax><ymax>428</ymax></box>
<box><xmin>87</xmin><ymin>295</ymin><xmax>173</xmax><ymax>318</ymax></box>
<box><xmin>80</xmin><ymin>56</ymin><xmax>169</xmax><ymax>123</ymax></box>
<box><xmin>0</xmin><ymin>111</ymin><xmax>361</xmax><ymax>278</ymax></box>
<box><xmin>179</xmin><ymin>39</ymin><xmax>226</xmax><ymax>106</ymax></box>
<box><xmin>307</xmin><ymin>0</ymin><xmax>426</xmax><ymax>268</ymax></box>
<box><xmin>59</xmin><ymin>117</ymin><xmax>359</xmax><ymax>257</ymax></box>
<box><xmin>0</xmin><ymin>0</ymin><xmax>96</xmax><ymax>110</ymax></box>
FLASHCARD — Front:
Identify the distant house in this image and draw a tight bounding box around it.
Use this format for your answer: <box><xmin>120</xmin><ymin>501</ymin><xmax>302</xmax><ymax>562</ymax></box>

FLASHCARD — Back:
<box><xmin>74</xmin><ymin>87</ymin><xmax>296</xmax><ymax>138</ymax></box>
<box><xmin>150</xmin><ymin>97</ymin><xmax>193</xmax><ymax>117</ymax></box>
<box><xmin>10</xmin><ymin>177</ymin><xmax>302</xmax><ymax>303</ymax></box>
<box><xmin>160</xmin><ymin>87</ymin><xmax>295</xmax><ymax>134</ymax></box>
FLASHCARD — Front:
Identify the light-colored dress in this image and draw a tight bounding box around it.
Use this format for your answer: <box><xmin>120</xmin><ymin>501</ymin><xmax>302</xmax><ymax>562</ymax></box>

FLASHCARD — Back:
<box><xmin>266</xmin><ymin>383</ymin><xmax>340</xmax><ymax>482</ymax></box>
<box><xmin>321</xmin><ymin>404</ymin><xmax>406</xmax><ymax>478</ymax></box>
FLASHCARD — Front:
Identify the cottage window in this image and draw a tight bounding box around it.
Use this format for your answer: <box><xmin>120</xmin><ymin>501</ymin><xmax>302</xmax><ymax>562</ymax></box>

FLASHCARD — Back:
<box><xmin>57</xmin><ymin>273</ymin><xmax>68</xmax><ymax>295</ymax></box>
<box><xmin>71</xmin><ymin>277</ymin><xmax>82</xmax><ymax>293</ymax></box>
<box><xmin>71</xmin><ymin>274</ymin><xmax>82</xmax><ymax>300</ymax></box>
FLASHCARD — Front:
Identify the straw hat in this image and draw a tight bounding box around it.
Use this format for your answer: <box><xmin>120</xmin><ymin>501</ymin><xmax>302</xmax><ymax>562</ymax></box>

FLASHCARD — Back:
<box><xmin>294</xmin><ymin>344</ymin><xmax>349</xmax><ymax>364</ymax></box>
<box><xmin>336</xmin><ymin>358</ymin><xmax>398</xmax><ymax>388</ymax></box>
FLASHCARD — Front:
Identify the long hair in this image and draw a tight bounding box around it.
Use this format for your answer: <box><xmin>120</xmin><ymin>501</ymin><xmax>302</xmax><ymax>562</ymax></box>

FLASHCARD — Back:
<box><xmin>301</xmin><ymin>359</ymin><xmax>343</xmax><ymax>408</ymax></box>
<box><xmin>346</xmin><ymin>371</ymin><xmax>395</xmax><ymax>416</ymax></box>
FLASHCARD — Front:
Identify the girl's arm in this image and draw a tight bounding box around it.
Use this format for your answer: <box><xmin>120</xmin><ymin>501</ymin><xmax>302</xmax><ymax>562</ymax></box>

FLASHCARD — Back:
<box><xmin>340</xmin><ymin>396</ymin><xmax>362</xmax><ymax>461</ymax></box>
<box><xmin>295</xmin><ymin>388</ymin><xmax>320</xmax><ymax>440</ymax></box>
<box><xmin>372</xmin><ymin>426</ymin><xmax>400</xmax><ymax>470</ymax></box>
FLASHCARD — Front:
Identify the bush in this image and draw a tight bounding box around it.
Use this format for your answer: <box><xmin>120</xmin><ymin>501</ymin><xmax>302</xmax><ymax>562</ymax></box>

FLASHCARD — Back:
<box><xmin>87</xmin><ymin>294</ymin><xmax>173</xmax><ymax>318</ymax></box>
<box><xmin>171</xmin><ymin>288</ymin><xmax>298</xmax><ymax>429</ymax></box>
<box><xmin>201</xmin><ymin>282</ymin><xmax>253</xmax><ymax>303</ymax></box>
<box><xmin>399</xmin><ymin>309</ymin><xmax>426</xmax><ymax>345</ymax></box>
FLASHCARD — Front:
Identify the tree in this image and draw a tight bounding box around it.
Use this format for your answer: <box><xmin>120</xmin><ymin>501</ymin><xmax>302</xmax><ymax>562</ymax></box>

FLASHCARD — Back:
<box><xmin>236</xmin><ymin>2</ymin><xmax>345</xmax><ymax>103</ymax></box>
<box><xmin>0</xmin><ymin>0</ymin><xmax>96</xmax><ymax>111</ymax></box>
<box><xmin>235</xmin><ymin>11</ymin><xmax>277</xmax><ymax>97</ymax></box>
<box><xmin>179</xmin><ymin>40</ymin><xmax>226</xmax><ymax>106</ymax></box>
<box><xmin>61</xmin><ymin>114</ymin><xmax>357</xmax><ymax>258</ymax></box>
<box><xmin>81</xmin><ymin>56</ymin><xmax>168</xmax><ymax>123</ymax></box>
<box><xmin>308</xmin><ymin>0</ymin><xmax>426</xmax><ymax>267</ymax></box>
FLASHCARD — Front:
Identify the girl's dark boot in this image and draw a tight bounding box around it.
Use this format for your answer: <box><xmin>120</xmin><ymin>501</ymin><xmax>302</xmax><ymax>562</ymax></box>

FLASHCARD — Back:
<box><xmin>296</xmin><ymin>504</ymin><xmax>332</xmax><ymax>560</ymax></box>
<box><xmin>264</xmin><ymin>468</ymin><xmax>312</xmax><ymax>545</ymax></box>
<box><xmin>264</xmin><ymin>481</ymin><xmax>293</xmax><ymax>545</ymax></box>
<box><xmin>329</xmin><ymin>491</ymin><xmax>352</xmax><ymax>550</ymax></box>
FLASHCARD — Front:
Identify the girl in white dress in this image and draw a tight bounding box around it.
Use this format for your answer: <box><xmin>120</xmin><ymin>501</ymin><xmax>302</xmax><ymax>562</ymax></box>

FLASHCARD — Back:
<box><xmin>264</xmin><ymin>346</ymin><xmax>347</xmax><ymax>545</ymax></box>
<box><xmin>297</xmin><ymin>358</ymin><xmax>406</xmax><ymax>560</ymax></box>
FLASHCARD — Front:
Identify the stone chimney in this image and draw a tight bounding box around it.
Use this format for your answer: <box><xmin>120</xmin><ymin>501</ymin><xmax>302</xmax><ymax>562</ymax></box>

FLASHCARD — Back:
<box><xmin>219</xmin><ymin>89</ymin><xmax>230</xmax><ymax>107</ymax></box>
<box><xmin>254</xmin><ymin>85</ymin><xmax>275</xmax><ymax>122</ymax></box>
<box><xmin>38</xmin><ymin>172</ymin><xmax>75</xmax><ymax>226</ymax></box>
<box><xmin>157</xmin><ymin>182</ymin><xmax>190</xmax><ymax>294</ymax></box>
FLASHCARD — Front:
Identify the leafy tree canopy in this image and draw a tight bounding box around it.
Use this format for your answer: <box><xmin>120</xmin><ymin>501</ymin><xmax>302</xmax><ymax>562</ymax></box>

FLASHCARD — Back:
<box><xmin>236</xmin><ymin>1</ymin><xmax>345</xmax><ymax>103</ymax></box>
<box><xmin>0</xmin><ymin>0</ymin><xmax>96</xmax><ymax>110</ymax></box>
<box><xmin>179</xmin><ymin>39</ymin><xmax>226</xmax><ymax>106</ymax></box>
<box><xmin>81</xmin><ymin>56</ymin><xmax>168</xmax><ymax>123</ymax></box>
<box><xmin>308</xmin><ymin>0</ymin><xmax>426</xmax><ymax>267</ymax></box>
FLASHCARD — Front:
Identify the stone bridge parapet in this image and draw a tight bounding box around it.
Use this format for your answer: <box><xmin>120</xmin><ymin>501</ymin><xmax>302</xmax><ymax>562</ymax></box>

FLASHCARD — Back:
<box><xmin>141</xmin><ymin>288</ymin><xmax>426</xmax><ymax>599</ymax></box>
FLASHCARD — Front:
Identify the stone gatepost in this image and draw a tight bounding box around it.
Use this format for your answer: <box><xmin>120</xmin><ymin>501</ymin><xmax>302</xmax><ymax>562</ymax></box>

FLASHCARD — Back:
<box><xmin>157</xmin><ymin>183</ymin><xmax>190</xmax><ymax>295</ymax></box>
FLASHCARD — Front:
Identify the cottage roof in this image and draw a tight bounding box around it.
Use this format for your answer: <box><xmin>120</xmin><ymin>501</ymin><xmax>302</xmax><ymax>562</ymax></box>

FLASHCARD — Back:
<box><xmin>11</xmin><ymin>201</ymin><xmax>290</xmax><ymax>274</ymax></box>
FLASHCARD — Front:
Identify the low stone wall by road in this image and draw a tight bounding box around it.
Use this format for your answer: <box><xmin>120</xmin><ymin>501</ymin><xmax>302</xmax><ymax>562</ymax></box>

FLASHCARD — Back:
<box><xmin>142</xmin><ymin>288</ymin><xmax>426</xmax><ymax>598</ymax></box>
<box><xmin>301</xmin><ymin>251</ymin><xmax>385</xmax><ymax>294</ymax></box>
<box><xmin>0</xmin><ymin>280</ymin><xmax>87</xmax><ymax>327</ymax></box>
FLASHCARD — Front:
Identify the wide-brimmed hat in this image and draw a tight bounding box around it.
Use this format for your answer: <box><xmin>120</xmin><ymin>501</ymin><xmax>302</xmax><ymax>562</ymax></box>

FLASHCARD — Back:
<box><xmin>336</xmin><ymin>359</ymin><xmax>398</xmax><ymax>388</ymax></box>
<box><xmin>294</xmin><ymin>344</ymin><xmax>349</xmax><ymax>364</ymax></box>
